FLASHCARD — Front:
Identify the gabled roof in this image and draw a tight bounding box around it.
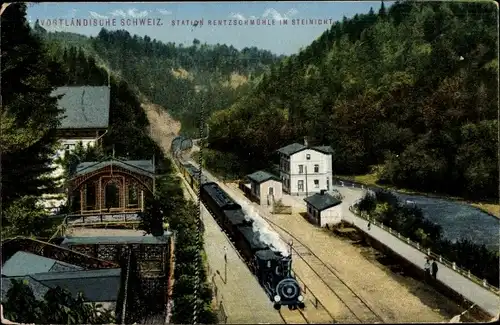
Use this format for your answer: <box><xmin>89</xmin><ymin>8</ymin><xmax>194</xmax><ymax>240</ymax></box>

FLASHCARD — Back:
<box><xmin>304</xmin><ymin>192</ymin><xmax>342</xmax><ymax>211</ymax></box>
<box><xmin>246</xmin><ymin>170</ymin><xmax>280</xmax><ymax>184</ymax></box>
<box><xmin>52</xmin><ymin>86</ymin><xmax>110</xmax><ymax>129</ymax></box>
<box><xmin>277</xmin><ymin>143</ymin><xmax>307</xmax><ymax>156</ymax></box>
<box><xmin>277</xmin><ymin>143</ymin><xmax>334</xmax><ymax>156</ymax></box>
<box><xmin>72</xmin><ymin>157</ymin><xmax>155</xmax><ymax>178</ymax></box>
<box><xmin>1</xmin><ymin>251</ymin><xmax>83</xmax><ymax>277</ymax></box>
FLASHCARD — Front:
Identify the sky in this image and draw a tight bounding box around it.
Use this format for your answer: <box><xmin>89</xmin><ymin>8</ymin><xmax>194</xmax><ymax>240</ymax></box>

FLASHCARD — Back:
<box><xmin>27</xmin><ymin>1</ymin><xmax>391</xmax><ymax>55</ymax></box>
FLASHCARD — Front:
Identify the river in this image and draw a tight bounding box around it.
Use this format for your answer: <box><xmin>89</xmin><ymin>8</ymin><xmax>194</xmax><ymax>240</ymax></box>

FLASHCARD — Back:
<box><xmin>334</xmin><ymin>179</ymin><xmax>499</xmax><ymax>251</ymax></box>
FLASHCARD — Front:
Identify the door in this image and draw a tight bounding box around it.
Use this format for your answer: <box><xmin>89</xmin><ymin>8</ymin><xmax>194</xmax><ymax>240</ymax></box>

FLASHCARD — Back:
<box><xmin>298</xmin><ymin>180</ymin><xmax>304</xmax><ymax>192</ymax></box>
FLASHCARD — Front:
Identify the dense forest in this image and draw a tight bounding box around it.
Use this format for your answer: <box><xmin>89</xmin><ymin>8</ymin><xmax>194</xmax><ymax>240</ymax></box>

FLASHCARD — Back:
<box><xmin>205</xmin><ymin>1</ymin><xmax>499</xmax><ymax>201</ymax></box>
<box><xmin>36</xmin><ymin>24</ymin><xmax>284</xmax><ymax>136</ymax></box>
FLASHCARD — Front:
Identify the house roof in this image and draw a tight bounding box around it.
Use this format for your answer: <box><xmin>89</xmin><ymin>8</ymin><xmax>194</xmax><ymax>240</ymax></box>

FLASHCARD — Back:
<box><xmin>61</xmin><ymin>234</ymin><xmax>171</xmax><ymax>246</ymax></box>
<box><xmin>304</xmin><ymin>193</ymin><xmax>342</xmax><ymax>211</ymax></box>
<box><xmin>312</xmin><ymin>146</ymin><xmax>334</xmax><ymax>154</ymax></box>
<box><xmin>52</xmin><ymin>86</ymin><xmax>110</xmax><ymax>129</ymax></box>
<box><xmin>1</xmin><ymin>253</ymin><xmax>121</xmax><ymax>304</ymax></box>
<box><xmin>1</xmin><ymin>251</ymin><xmax>84</xmax><ymax>277</ymax></box>
<box><xmin>246</xmin><ymin>170</ymin><xmax>280</xmax><ymax>184</ymax></box>
<box><xmin>277</xmin><ymin>143</ymin><xmax>307</xmax><ymax>156</ymax></box>
<box><xmin>277</xmin><ymin>143</ymin><xmax>334</xmax><ymax>156</ymax></box>
<box><xmin>29</xmin><ymin>268</ymin><xmax>122</xmax><ymax>302</ymax></box>
<box><xmin>73</xmin><ymin>158</ymin><xmax>155</xmax><ymax>178</ymax></box>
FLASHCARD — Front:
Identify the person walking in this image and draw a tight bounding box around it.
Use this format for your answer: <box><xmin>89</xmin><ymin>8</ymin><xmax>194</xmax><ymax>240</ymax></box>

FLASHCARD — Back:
<box><xmin>367</xmin><ymin>221</ymin><xmax>371</xmax><ymax>230</ymax></box>
<box><xmin>424</xmin><ymin>258</ymin><xmax>431</xmax><ymax>281</ymax></box>
<box><xmin>431</xmin><ymin>259</ymin><xmax>438</xmax><ymax>279</ymax></box>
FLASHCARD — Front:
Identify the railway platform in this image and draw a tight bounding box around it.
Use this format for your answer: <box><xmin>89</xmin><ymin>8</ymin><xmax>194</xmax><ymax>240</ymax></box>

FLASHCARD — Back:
<box><xmin>175</xmin><ymin>160</ymin><xmax>284</xmax><ymax>324</ymax></box>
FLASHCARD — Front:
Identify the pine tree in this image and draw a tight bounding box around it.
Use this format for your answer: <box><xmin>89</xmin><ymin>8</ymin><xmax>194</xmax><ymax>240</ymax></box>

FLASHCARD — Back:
<box><xmin>1</xmin><ymin>3</ymin><xmax>62</xmax><ymax>208</ymax></box>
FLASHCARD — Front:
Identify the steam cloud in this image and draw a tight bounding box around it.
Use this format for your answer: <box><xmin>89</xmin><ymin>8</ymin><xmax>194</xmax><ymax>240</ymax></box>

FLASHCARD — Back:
<box><xmin>239</xmin><ymin>200</ymin><xmax>290</xmax><ymax>257</ymax></box>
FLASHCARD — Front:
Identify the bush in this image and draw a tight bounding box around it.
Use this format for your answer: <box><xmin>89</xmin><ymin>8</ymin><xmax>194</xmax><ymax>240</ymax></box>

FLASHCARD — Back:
<box><xmin>356</xmin><ymin>192</ymin><xmax>499</xmax><ymax>287</ymax></box>
<box><xmin>140</xmin><ymin>158</ymin><xmax>217</xmax><ymax>324</ymax></box>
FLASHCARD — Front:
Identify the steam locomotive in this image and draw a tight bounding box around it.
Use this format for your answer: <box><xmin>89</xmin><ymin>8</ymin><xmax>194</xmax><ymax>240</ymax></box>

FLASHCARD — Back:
<box><xmin>180</xmin><ymin>162</ymin><xmax>305</xmax><ymax>310</ymax></box>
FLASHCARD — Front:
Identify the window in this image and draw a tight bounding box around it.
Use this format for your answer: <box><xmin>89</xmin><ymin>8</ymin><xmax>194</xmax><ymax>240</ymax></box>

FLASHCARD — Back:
<box><xmin>298</xmin><ymin>165</ymin><xmax>304</xmax><ymax>174</ymax></box>
<box><xmin>314</xmin><ymin>164</ymin><xmax>319</xmax><ymax>173</ymax></box>
<box><xmin>306</xmin><ymin>154</ymin><xmax>311</xmax><ymax>160</ymax></box>
<box><xmin>298</xmin><ymin>180</ymin><xmax>304</xmax><ymax>191</ymax></box>
<box><xmin>314</xmin><ymin>180</ymin><xmax>319</xmax><ymax>188</ymax></box>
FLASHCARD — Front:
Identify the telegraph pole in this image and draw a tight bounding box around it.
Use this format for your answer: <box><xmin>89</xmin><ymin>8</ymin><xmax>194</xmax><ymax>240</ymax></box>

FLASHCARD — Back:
<box><xmin>305</xmin><ymin>165</ymin><xmax>309</xmax><ymax>197</ymax></box>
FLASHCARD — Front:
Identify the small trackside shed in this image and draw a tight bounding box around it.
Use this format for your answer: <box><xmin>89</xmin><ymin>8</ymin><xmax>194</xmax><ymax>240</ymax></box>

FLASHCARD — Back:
<box><xmin>246</xmin><ymin>170</ymin><xmax>283</xmax><ymax>206</ymax></box>
<box><xmin>304</xmin><ymin>190</ymin><xmax>342</xmax><ymax>227</ymax></box>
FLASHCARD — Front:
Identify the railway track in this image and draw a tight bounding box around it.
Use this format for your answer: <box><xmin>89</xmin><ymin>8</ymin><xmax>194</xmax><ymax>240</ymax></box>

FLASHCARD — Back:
<box><xmin>279</xmin><ymin>308</ymin><xmax>309</xmax><ymax>324</ymax></box>
<box><xmin>180</xmin><ymin>159</ymin><xmax>384</xmax><ymax>323</ymax></box>
<box><xmin>261</xmin><ymin>216</ymin><xmax>385</xmax><ymax>324</ymax></box>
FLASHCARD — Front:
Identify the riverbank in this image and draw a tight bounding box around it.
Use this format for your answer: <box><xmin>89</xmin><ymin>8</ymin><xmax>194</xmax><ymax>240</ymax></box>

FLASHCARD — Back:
<box><xmin>335</xmin><ymin>172</ymin><xmax>499</xmax><ymax>219</ymax></box>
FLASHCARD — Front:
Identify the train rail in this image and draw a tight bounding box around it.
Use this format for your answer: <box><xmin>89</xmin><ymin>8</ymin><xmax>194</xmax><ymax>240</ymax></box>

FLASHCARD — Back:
<box><xmin>177</xmin><ymin>158</ymin><xmax>384</xmax><ymax>323</ymax></box>
<box><xmin>260</xmin><ymin>216</ymin><xmax>385</xmax><ymax>324</ymax></box>
<box><xmin>279</xmin><ymin>308</ymin><xmax>309</xmax><ymax>324</ymax></box>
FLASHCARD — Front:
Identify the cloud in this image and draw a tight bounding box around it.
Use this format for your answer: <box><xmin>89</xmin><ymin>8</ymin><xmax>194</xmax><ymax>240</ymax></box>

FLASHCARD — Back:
<box><xmin>127</xmin><ymin>8</ymin><xmax>148</xmax><ymax>18</ymax></box>
<box><xmin>157</xmin><ymin>9</ymin><xmax>172</xmax><ymax>15</ymax></box>
<box><xmin>110</xmin><ymin>9</ymin><xmax>127</xmax><ymax>17</ymax></box>
<box><xmin>89</xmin><ymin>11</ymin><xmax>108</xmax><ymax>19</ymax></box>
<box><xmin>229</xmin><ymin>12</ymin><xmax>246</xmax><ymax>20</ymax></box>
<box><xmin>110</xmin><ymin>8</ymin><xmax>148</xmax><ymax>18</ymax></box>
<box><xmin>262</xmin><ymin>8</ymin><xmax>298</xmax><ymax>21</ymax></box>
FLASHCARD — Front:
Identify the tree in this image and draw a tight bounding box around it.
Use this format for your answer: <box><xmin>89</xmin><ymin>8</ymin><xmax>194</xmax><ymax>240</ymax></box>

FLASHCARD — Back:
<box><xmin>1</xmin><ymin>196</ymin><xmax>53</xmax><ymax>238</ymax></box>
<box><xmin>2</xmin><ymin>279</ymin><xmax>115</xmax><ymax>324</ymax></box>
<box><xmin>140</xmin><ymin>159</ymin><xmax>217</xmax><ymax>324</ymax></box>
<box><xmin>1</xmin><ymin>3</ymin><xmax>63</xmax><ymax>209</ymax></box>
<box><xmin>202</xmin><ymin>1</ymin><xmax>498</xmax><ymax>201</ymax></box>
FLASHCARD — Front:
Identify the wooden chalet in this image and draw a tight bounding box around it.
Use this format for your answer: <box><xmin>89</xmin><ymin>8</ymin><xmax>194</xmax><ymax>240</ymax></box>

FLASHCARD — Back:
<box><xmin>68</xmin><ymin>157</ymin><xmax>155</xmax><ymax>215</ymax></box>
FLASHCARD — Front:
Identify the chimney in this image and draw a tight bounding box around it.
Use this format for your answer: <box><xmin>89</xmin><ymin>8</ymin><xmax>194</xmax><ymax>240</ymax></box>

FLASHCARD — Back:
<box><xmin>304</xmin><ymin>136</ymin><xmax>308</xmax><ymax>147</ymax></box>
<box><xmin>320</xmin><ymin>189</ymin><xmax>326</xmax><ymax>195</ymax></box>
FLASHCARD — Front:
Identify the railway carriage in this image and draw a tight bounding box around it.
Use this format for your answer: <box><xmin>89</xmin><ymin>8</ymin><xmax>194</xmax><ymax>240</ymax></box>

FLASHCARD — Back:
<box><xmin>199</xmin><ymin>180</ymin><xmax>305</xmax><ymax>310</ymax></box>
<box><xmin>223</xmin><ymin>209</ymin><xmax>251</xmax><ymax>239</ymax></box>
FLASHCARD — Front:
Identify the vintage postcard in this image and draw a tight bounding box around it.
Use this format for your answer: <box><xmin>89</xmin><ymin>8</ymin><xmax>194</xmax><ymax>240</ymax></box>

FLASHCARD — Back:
<box><xmin>1</xmin><ymin>1</ymin><xmax>498</xmax><ymax>324</ymax></box>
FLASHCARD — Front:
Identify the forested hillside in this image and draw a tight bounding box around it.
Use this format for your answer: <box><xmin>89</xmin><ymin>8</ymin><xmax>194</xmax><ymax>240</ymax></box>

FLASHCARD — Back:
<box><xmin>2</xmin><ymin>3</ymin><xmax>162</xmax><ymax>236</ymax></box>
<box><xmin>206</xmin><ymin>1</ymin><xmax>499</xmax><ymax>201</ymax></box>
<box><xmin>36</xmin><ymin>24</ymin><xmax>283</xmax><ymax>136</ymax></box>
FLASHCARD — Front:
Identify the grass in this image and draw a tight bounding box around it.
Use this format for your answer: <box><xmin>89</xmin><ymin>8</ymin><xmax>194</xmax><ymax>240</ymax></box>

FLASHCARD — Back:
<box><xmin>336</xmin><ymin>165</ymin><xmax>499</xmax><ymax>219</ymax></box>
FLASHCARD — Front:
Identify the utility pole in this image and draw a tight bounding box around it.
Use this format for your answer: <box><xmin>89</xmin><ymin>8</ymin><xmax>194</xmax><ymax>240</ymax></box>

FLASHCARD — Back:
<box><xmin>305</xmin><ymin>165</ymin><xmax>309</xmax><ymax>197</ymax></box>
<box><xmin>224</xmin><ymin>246</ymin><xmax>228</xmax><ymax>284</ymax></box>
